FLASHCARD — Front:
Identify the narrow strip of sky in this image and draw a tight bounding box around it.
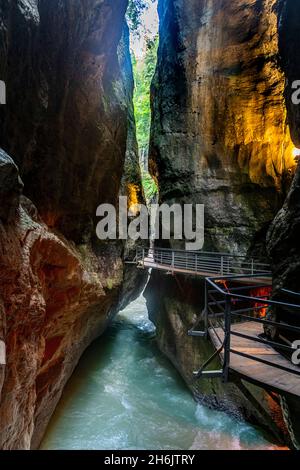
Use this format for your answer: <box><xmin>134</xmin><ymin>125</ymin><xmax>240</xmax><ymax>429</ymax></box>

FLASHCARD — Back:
<box><xmin>131</xmin><ymin>0</ymin><xmax>159</xmax><ymax>59</ymax></box>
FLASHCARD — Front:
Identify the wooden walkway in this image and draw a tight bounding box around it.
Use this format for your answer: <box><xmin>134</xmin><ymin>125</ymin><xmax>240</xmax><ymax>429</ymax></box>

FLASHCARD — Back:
<box><xmin>134</xmin><ymin>249</ymin><xmax>300</xmax><ymax>399</ymax></box>
<box><xmin>141</xmin><ymin>256</ymin><xmax>272</xmax><ymax>285</ymax></box>
<box><xmin>209</xmin><ymin>322</ymin><xmax>300</xmax><ymax>398</ymax></box>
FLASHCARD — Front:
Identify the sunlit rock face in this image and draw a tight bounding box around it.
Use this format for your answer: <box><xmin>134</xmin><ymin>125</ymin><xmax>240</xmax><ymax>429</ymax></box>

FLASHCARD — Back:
<box><xmin>267</xmin><ymin>0</ymin><xmax>300</xmax><ymax>449</ymax></box>
<box><xmin>147</xmin><ymin>0</ymin><xmax>297</xmax><ymax>446</ymax></box>
<box><xmin>0</xmin><ymin>1</ymin><xmax>146</xmax><ymax>449</ymax></box>
<box><xmin>150</xmin><ymin>0</ymin><xmax>296</xmax><ymax>255</ymax></box>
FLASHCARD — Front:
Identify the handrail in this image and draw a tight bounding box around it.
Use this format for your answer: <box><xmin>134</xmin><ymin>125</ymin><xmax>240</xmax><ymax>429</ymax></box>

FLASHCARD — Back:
<box><xmin>206</xmin><ymin>275</ymin><xmax>300</xmax><ymax>310</ymax></box>
<box><xmin>133</xmin><ymin>247</ymin><xmax>271</xmax><ymax>278</ymax></box>
<box><xmin>196</xmin><ymin>275</ymin><xmax>300</xmax><ymax>383</ymax></box>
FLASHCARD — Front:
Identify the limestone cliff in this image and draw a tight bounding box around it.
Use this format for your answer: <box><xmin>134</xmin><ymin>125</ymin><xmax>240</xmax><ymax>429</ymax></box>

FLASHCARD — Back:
<box><xmin>0</xmin><ymin>1</ymin><xmax>146</xmax><ymax>449</ymax></box>
<box><xmin>150</xmin><ymin>0</ymin><xmax>296</xmax><ymax>255</ymax></box>
<box><xmin>146</xmin><ymin>0</ymin><xmax>299</xmax><ymax>446</ymax></box>
<box><xmin>267</xmin><ymin>0</ymin><xmax>300</xmax><ymax>449</ymax></box>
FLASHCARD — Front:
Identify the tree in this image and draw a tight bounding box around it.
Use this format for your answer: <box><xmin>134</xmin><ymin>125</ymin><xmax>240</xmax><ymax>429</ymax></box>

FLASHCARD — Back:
<box><xmin>127</xmin><ymin>0</ymin><xmax>156</xmax><ymax>35</ymax></box>
<box><xmin>132</xmin><ymin>36</ymin><xmax>159</xmax><ymax>202</ymax></box>
<box><xmin>127</xmin><ymin>0</ymin><xmax>148</xmax><ymax>34</ymax></box>
<box><xmin>133</xmin><ymin>35</ymin><xmax>158</xmax><ymax>155</ymax></box>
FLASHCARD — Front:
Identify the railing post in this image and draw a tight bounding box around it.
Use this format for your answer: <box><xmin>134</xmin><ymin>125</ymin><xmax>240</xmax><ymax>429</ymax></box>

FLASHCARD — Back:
<box><xmin>142</xmin><ymin>248</ymin><xmax>145</xmax><ymax>269</ymax></box>
<box><xmin>221</xmin><ymin>256</ymin><xmax>224</xmax><ymax>276</ymax></box>
<box><xmin>251</xmin><ymin>259</ymin><xmax>254</xmax><ymax>276</ymax></box>
<box><xmin>172</xmin><ymin>251</ymin><xmax>175</xmax><ymax>274</ymax></box>
<box><xmin>195</xmin><ymin>254</ymin><xmax>198</xmax><ymax>273</ymax></box>
<box><xmin>223</xmin><ymin>295</ymin><xmax>232</xmax><ymax>383</ymax></box>
<box><xmin>204</xmin><ymin>280</ymin><xmax>208</xmax><ymax>339</ymax></box>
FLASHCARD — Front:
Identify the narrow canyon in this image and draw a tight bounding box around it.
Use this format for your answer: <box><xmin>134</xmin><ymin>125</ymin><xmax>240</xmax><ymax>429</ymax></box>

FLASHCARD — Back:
<box><xmin>0</xmin><ymin>0</ymin><xmax>300</xmax><ymax>450</ymax></box>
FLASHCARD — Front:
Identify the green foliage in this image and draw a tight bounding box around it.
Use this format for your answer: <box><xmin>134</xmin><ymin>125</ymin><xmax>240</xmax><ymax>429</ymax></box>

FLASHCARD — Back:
<box><xmin>133</xmin><ymin>36</ymin><xmax>159</xmax><ymax>156</ymax></box>
<box><xmin>127</xmin><ymin>0</ymin><xmax>148</xmax><ymax>34</ymax></box>
<box><xmin>132</xmin><ymin>36</ymin><xmax>159</xmax><ymax>202</ymax></box>
<box><xmin>142</xmin><ymin>171</ymin><xmax>157</xmax><ymax>201</ymax></box>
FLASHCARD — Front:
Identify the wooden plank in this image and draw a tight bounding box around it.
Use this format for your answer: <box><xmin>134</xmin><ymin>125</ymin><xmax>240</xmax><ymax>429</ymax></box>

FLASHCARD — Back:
<box><xmin>209</xmin><ymin>322</ymin><xmax>300</xmax><ymax>398</ymax></box>
<box><xmin>231</xmin><ymin>348</ymin><xmax>278</xmax><ymax>355</ymax></box>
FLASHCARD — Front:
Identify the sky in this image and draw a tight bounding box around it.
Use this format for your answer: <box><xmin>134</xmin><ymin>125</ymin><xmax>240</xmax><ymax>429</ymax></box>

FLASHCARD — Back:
<box><xmin>130</xmin><ymin>0</ymin><xmax>159</xmax><ymax>59</ymax></box>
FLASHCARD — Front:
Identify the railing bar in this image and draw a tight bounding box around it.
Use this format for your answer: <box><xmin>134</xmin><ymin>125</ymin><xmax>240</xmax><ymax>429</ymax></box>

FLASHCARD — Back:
<box><xmin>207</xmin><ymin>294</ymin><xmax>228</xmax><ymax>311</ymax></box>
<box><xmin>230</xmin><ymin>305</ymin><xmax>268</xmax><ymax>315</ymax></box>
<box><xmin>215</xmin><ymin>318</ymin><xmax>225</xmax><ymax>332</ymax></box>
<box><xmin>206</xmin><ymin>279</ymin><xmax>300</xmax><ymax>310</ymax></box>
<box><xmin>231</xmin><ymin>331</ymin><xmax>296</xmax><ymax>353</ymax></box>
<box><xmin>230</xmin><ymin>349</ymin><xmax>300</xmax><ymax>376</ymax></box>
<box><xmin>208</xmin><ymin>305</ymin><xmax>223</xmax><ymax>316</ymax></box>
<box><xmin>209</xmin><ymin>320</ymin><xmax>225</xmax><ymax>343</ymax></box>
<box><xmin>208</xmin><ymin>297</ymin><xmax>246</xmax><ymax>307</ymax></box>
<box><xmin>224</xmin><ymin>284</ymin><xmax>271</xmax><ymax>292</ymax></box>
<box><xmin>210</xmin><ymin>313</ymin><xmax>226</xmax><ymax>319</ymax></box>
<box><xmin>231</xmin><ymin>293</ymin><xmax>300</xmax><ymax>310</ymax></box>
<box><xmin>230</xmin><ymin>312</ymin><xmax>300</xmax><ymax>333</ymax></box>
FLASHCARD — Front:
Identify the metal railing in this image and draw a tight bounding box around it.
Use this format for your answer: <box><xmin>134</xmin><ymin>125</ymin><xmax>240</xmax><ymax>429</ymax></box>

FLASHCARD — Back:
<box><xmin>193</xmin><ymin>274</ymin><xmax>300</xmax><ymax>382</ymax></box>
<box><xmin>134</xmin><ymin>247</ymin><xmax>271</xmax><ymax>277</ymax></box>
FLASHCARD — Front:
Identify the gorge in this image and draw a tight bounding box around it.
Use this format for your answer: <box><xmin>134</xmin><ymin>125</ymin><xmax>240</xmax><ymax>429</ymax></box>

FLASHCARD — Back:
<box><xmin>0</xmin><ymin>0</ymin><xmax>300</xmax><ymax>451</ymax></box>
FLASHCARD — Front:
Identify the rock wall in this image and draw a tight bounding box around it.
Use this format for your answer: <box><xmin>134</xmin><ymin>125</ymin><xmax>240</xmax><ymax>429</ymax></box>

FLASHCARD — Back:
<box><xmin>150</xmin><ymin>0</ymin><xmax>296</xmax><ymax>255</ymax></box>
<box><xmin>0</xmin><ymin>1</ymin><xmax>146</xmax><ymax>449</ymax></box>
<box><xmin>147</xmin><ymin>0</ymin><xmax>299</xmax><ymax>446</ymax></box>
<box><xmin>267</xmin><ymin>0</ymin><xmax>300</xmax><ymax>449</ymax></box>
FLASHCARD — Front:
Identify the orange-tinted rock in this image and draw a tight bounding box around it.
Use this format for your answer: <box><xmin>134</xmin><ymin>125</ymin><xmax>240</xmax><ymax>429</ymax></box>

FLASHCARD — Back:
<box><xmin>150</xmin><ymin>0</ymin><xmax>296</xmax><ymax>254</ymax></box>
<box><xmin>147</xmin><ymin>0</ymin><xmax>299</xmax><ymax>447</ymax></box>
<box><xmin>0</xmin><ymin>1</ymin><xmax>146</xmax><ymax>449</ymax></box>
<box><xmin>0</xmin><ymin>197</ymin><xmax>123</xmax><ymax>449</ymax></box>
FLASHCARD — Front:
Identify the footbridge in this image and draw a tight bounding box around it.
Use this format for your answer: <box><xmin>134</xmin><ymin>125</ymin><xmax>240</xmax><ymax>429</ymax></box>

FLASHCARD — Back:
<box><xmin>131</xmin><ymin>247</ymin><xmax>300</xmax><ymax>398</ymax></box>
<box><xmin>192</xmin><ymin>275</ymin><xmax>300</xmax><ymax>398</ymax></box>
<box><xmin>133</xmin><ymin>247</ymin><xmax>271</xmax><ymax>278</ymax></box>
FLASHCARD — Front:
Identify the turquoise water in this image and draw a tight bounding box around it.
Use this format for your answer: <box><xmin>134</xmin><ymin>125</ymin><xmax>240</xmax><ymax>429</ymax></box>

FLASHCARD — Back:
<box><xmin>41</xmin><ymin>296</ymin><xmax>277</xmax><ymax>450</ymax></box>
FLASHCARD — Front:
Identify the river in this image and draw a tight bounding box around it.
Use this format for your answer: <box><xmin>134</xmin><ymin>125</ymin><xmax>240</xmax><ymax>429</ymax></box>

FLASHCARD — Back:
<box><xmin>41</xmin><ymin>296</ymin><xmax>277</xmax><ymax>450</ymax></box>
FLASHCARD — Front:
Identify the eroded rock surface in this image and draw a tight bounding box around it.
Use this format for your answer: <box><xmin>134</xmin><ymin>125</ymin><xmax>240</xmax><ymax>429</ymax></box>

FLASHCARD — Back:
<box><xmin>0</xmin><ymin>1</ymin><xmax>146</xmax><ymax>449</ymax></box>
<box><xmin>150</xmin><ymin>0</ymin><xmax>296</xmax><ymax>255</ymax></box>
<box><xmin>147</xmin><ymin>0</ymin><xmax>299</xmax><ymax>446</ymax></box>
<box><xmin>267</xmin><ymin>0</ymin><xmax>300</xmax><ymax>448</ymax></box>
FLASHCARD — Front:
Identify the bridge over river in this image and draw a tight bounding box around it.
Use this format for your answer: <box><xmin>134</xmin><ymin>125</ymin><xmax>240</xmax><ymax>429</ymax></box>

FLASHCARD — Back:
<box><xmin>130</xmin><ymin>247</ymin><xmax>300</xmax><ymax>400</ymax></box>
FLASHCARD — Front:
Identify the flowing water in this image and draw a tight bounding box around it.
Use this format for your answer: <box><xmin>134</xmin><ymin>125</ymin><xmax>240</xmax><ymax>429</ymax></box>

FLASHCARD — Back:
<box><xmin>41</xmin><ymin>296</ymin><xmax>277</xmax><ymax>450</ymax></box>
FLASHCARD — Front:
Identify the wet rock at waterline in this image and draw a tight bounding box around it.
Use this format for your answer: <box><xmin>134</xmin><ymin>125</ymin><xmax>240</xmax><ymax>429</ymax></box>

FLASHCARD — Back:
<box><xmin>144</xmin><ymin>272</ymin><xmax>290</xmax><ymax>445</ymax></box>
<box><xmin>40</xmin><ymin>297</ymin><xmax>281</xmax><ymax>451</ymax></box>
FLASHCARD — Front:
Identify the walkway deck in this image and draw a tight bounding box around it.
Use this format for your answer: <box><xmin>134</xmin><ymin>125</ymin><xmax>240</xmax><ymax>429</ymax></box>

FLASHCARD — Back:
<box><xmin>209</xmin><ymin>322</ymin><xmax>300</xmax><ymax>398</ymax></box>
<box><xmin>141</xmin><ymin>256</ymin><xmax>272</xmax><ymax>285</ymax></box>
<box><xmin>134</xmin><ymin>247</ymin><xmax>271</xmax><ymax>278</ymax></box>
<box><xmin>133</xmin><ymin>249</ymin><xmax>300</xmax><ymax>399</ymax></box>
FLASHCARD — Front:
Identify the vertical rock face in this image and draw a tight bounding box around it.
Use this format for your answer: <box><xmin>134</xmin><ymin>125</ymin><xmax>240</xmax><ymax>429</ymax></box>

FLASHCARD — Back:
<box><xmin>268</xmin><ymin>0</ymin><xmax>300</xmax><ymax>293</ymax></box>
<box><xmin>267</xmin><ymin>0</ymin><xmax>300</xmax><ymax>449</ymax></box>
<box><xmin>278</xmin><ymin>0</ymin><xmax>300</xmax><ymax>148</ymax></box>
<box><xmin>0</xmin><ymin>1</ymin><xmax>146</xmax><ymax>449</ymax></box>
<box><xmin>147</xmin><ymin>0</ymin><xmax>299</xmax><ymax>445</ymax></box>
<box><xmin>150</xmin><ymin>0</ymin><xmax>296</xmax><ymax>254</ymax></box>
<box><xmin>0</xmin><ymin>0</ymin><xmax>131</xmax><ymax>241</ymax></box>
